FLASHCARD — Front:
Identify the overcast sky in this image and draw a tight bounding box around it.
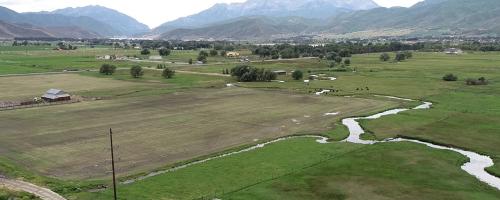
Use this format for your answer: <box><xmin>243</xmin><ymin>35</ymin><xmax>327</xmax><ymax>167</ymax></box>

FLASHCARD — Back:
<box><xmin>0</xmin><ymin>0</ymin><xmax>424</xmax><ymax>28</ymax></box>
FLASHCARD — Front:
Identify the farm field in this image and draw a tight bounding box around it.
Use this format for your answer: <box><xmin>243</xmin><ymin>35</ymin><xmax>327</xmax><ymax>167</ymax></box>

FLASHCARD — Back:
<box><xmin>0</xmin><ymin>46</ymin><xmax>253</xmax><ymax>75</ymax></box>
<box><xmin>1</xmin><ymin>48</ymin><xmax>500</xmax><ymax>199</ymax></box>
<box><xmin>78</xmin><ymin>51</ymin><xmax>500</xmax><ymax>199</ymax></box>
<box><xmin>0</xmin><ymin>74</ymin><xmax>396</xmax><ymax>180</ymax></box>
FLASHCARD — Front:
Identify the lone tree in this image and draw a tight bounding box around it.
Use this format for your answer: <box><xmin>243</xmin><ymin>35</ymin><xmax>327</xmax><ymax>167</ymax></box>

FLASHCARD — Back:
<box><xmin>162</xmin><ymin>68</ymin><xmax>175</xmax><ymax>79</ymax></box>
<box><xmin>188</xmin><ymin>58</ymin><xmax>193</xmax><ymax>65</ymax></box>
<box><xmin>334</xmin><ymin>56</ymin><xmax>343</xmax><ymax>64</ymax></box>
<box><xmin>198</xmin><ymin>51</ymin><xmax>209</xmax><ymax>63</ymax></box>
<box><xmin>158</xmin><ymin>48</ymin><xmax>171</xmax><ymax>56</ymax></box>
<box><xmin>130</xmin><ymin>65</ymin><xmax>144</xmax><ymax>78</ymax></box>
<box><xmin>141</xmin><ymin>48</ymin><xmax>151</xmax><ymax>55</ymax></box>
<box><xmin>404</xmin><ymin>51</ymin><xmax>413</xmax><ymax>59</ymax></box>
<box><xmin>344</xmin><ymin>58</ymin><xmax>351</xmax><ymax>66</ymax></box>
<box><xmin>443</xmin><ymin>74</ymin><xmax>458</xmax><ymax>81</ymax></box>
<box><xmin>292</xmin><ymin>70</ymin><xmax>304</xmax><ymax>80</ymax></box>
<box><xmin>395</xmin><ymin>52</ymin><xmax>406</xmax><ymax>62</ymax></box>
<box><xmin>100</xmin><ymin>64</ymin><xmax>116</xmax><ymax>75</ymax></box>
<box><xmin>210</xmin><ymin>49</ymin><xmax>218</xmax><ymax>57</ymax></box>
<box><xmin>380</xmin><ymin>53</ymin><xmax>390</xmax><ymax>61</ymax></box>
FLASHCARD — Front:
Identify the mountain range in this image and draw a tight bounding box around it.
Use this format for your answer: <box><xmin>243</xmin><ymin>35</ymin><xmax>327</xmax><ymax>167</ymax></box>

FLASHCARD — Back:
<box><xmin>0</xmin><ymin>0</ymin><xmax>499</xmax><ymax>40</ymax></box>
<box><xmin>152</xmin><ymin>0</ymin><xmax>379</xmax><ymax>34</ymax></box>
<box><xmin>159</xmin><ymin>0</ymin><xmax>500</xmax><ymax>40</ymax></box>
<box><xmin>51</xmin><ymin>6</ymin><xmax>149</xmax><ymax>36</ymax></box>
<box><xmin>0</xmin><ymin>5</ymin><xmax>149</xmax><ymax>39</ymax></box>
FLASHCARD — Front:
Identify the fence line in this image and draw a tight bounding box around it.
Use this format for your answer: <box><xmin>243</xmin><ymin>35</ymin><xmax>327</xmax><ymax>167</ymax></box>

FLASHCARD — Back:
<box><xmin>0</xmin><ymin>99</ymin><xmax>81</xmax><ymax>111</ymax></box>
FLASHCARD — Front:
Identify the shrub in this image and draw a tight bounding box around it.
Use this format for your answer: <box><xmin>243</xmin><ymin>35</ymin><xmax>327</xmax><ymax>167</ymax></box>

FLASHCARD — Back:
<box><xmin>188</xmin><ymin>58</ymin><xmax>193</xmax><ymax>65</ymax></box>
<box><xmin>443</xmin><ymin>74</ymin><xmax>458</xmax><ymax>81</ymax></box>
<box><xmin>130</xmin><ymin>65</ymin><xmax>144</xmax><ymax>78</ymax></box>
<box><xmin>292</xmin><ymin>70</ymin><xmax>304</xmax><ymax>80</ymax></box>
<box><xmin>162</xmin><ymin>68</ymin><xmax>175</xmax><ymax>79</ymax></box>
<box><xmin>466</xmin><ymin>77</ymin><xmax>489</xmax><ymax>85</ymax></box>
<box><xmin>99</xmin><ymin>64</ymin><xmax>116</xmax><ymax>75</ymax></box>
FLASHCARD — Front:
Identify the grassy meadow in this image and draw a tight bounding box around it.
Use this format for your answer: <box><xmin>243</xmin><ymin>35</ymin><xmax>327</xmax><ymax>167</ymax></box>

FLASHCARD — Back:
<box><xmin>0</xmin><ymin>46</ymin><xmax>500</xmax><ymax>199</ymax></box>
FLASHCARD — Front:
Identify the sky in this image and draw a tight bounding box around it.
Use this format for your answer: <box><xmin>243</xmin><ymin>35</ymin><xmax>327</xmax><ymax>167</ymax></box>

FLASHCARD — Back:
<box><xmin>0</xmin><ymin>0</ymin><xmax>424</xmax><ymax>28</ymax></box>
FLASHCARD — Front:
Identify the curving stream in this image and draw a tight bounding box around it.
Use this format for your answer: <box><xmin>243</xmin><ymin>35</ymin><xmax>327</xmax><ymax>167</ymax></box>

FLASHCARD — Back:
<box><xmin>123</xmin><ymin>96</ymin><xmax>500</xmax><ymax>191</ymax></box>
<box><xmin>342</xmin><ymin>99</ymin><xmax>500</xmax><ymax>190</ymax></box>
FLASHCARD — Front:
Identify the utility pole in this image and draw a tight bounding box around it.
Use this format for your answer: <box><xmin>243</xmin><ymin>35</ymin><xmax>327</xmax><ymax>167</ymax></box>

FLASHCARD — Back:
<box><xmin>109</xmin><ymin>128</ymin><xmax>118</xmax><ymax>200</ymax></box>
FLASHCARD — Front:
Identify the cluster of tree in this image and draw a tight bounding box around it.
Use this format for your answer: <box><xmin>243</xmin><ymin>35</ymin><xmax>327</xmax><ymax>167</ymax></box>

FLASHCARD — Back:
<box><xmin>139</xmin><ymin>40</ymin><xmax>172</xmax><ymax>50</ymax></box>
<box><xmin>55</xmin><ymin>42</ymin><xmax>77</xmax><ymax>50</ymax></box>
<box><xmin>230</xmin><ymin>65</ymin><xmax>277</xmax><ymax>82</ymax></box>
<box><xmin>12</xmin><ymin>40</ymin><xmax>29</xmax><ymax>46</ymax></box>
<box><xmin>251</xmin><ymin>42</ymin><xmax>424</xmax><ymax>59</ymax></box>
<box><xmin>380</xmin><ymin>51</ymin><xmax>413</xmax><ymax>62</ymax></box>
<box><xmin>157</xmin><ymin>64</ymin><xmax>168</xmax><ymax>69</ymax></box>
<box><xmin>162</xmin><ymin>68</ymin><xmax>175</xmax><ymax>79</ymax></box>
<box><xmin>100</xmin><ymin>64</ymin><xmax>116</xmax><ymax>75</ymax></box>
<box><xmin>443</xmin><ymin>74</ymin><xmax>458</xmax><ymax>81</ymax></box>
<box><xmin>466</xmin><ymin>77</ymin><xmax>488</xmax><ymax>85</ymax></box>
<box><xmin>394</xmin><ymin>51</ymin><xmax>413</xmax><ymax>62</ymax></box>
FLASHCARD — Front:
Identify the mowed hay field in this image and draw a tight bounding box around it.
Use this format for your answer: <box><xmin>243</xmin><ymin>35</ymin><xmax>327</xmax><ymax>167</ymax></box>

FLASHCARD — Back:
<box><xmin>0</xmin><ymin>74</ymin><xmax>396</xmax><ymax>180</ymax></box>
<box><xmin>0</xmin><ymin>74</ymin><xmax>151</xmax><ymax>101</ymax></box>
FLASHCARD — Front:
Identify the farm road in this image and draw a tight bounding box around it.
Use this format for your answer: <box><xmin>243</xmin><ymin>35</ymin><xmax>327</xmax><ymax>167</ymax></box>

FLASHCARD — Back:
<box><xmin>0</xmin><ymin>177</ymin><xmax>66</xmax><ymax>200</ymax></box>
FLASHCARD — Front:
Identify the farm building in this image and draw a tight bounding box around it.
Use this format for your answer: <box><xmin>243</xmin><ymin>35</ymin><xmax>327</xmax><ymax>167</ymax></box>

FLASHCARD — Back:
<box><xmin>42</xmin><ymin>89</ymin><xmax>71</xmax><ymax>102</ymax></box>
<box><xmin>444</xmin><ymin>48</ymin><xmax>463</xmax><ymax>54</ymax></box>
<box><xmin>226</xmin><ymin>51</ymin><xmax>240</xmax><ymax>58</ymax></box>
<box><xmin>149</xmin><ymin>56</ymin><xmax>163</xmax><ymax>60</ymax></box>
<box><xmin>273</xmin><ymin>70</ymin><xmax>287</xmax><ymax>75</ymax></box>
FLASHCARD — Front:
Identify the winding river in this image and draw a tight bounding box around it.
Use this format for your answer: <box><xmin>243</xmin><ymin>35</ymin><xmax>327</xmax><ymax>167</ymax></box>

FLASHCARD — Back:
<box><xmin>123</xmin><ymin>96</ymin><xmax>500</xmax><ymax>191</ymax></box>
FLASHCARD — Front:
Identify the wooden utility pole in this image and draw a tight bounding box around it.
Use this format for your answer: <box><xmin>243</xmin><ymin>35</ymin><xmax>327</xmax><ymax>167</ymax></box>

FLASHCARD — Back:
<box><xmin>109</xmin><ymin>128</ymin><xmax>118</xmax><ymax>200</ymax></box>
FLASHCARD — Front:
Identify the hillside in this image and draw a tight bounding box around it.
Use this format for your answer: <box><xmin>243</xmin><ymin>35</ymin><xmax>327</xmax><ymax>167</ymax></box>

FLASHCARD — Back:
<box><xmin>160</xmin><ymin>16</ymin><xmax>320</xmax><ymax>40</ymax></box>
<box><xmin>0</xmin><ymin>21</ymin><xmax>52</xmax><ymax>39</ymax></box>
<box><xmin>153</xmin><ymin>0</ymin><xmax>379</xmax><ymax>34</ymax></box>
<box><xmin>323</xmin><ymin>0</ymin><xmax>500</xmax><ymax>36</ymax></box>
<box><xmin>0</xmin><ymin>6</ymin><xmax>141</xmax><ymax>38</ymax></box>
<box><xmin>52</xmin><ymin>5</ymin><xmax>150</xmax><ymax>36</ymax></box>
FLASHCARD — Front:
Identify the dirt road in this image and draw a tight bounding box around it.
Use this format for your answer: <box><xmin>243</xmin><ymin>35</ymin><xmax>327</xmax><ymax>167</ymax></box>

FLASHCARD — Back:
<box><xmin>0</xmin><ymin>177</ymin><xmax>66</xmax><ymax>200</ymax></box>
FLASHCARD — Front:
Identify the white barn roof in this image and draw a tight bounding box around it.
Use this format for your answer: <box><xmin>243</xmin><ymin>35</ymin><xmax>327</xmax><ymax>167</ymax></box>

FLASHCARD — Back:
<box><xmin>42</xmin><ymin>89</ymin><xmax>70</xmax><ymax>100</ymax></box>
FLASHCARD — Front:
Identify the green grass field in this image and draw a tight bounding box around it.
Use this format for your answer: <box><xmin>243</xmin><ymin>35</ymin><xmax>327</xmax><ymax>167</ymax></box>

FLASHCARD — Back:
<box><xmin>1</xmin><ymin>48</ymin><xmax>500</xmax><ymax>199</ymax></box>
<box><xmin>0</xmin><ymin>188</ymin><xmax>41</xmax><ymax>200</ymax></box>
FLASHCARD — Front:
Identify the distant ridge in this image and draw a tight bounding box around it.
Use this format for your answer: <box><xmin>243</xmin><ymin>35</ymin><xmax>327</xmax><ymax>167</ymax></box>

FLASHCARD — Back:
<box><xmin>153</xmin><ymin>0</ymin><xmax>379</xmax><ymax>34</ymax></box>
<box><xmin>51</xmin><ymin>5</ymin><xmax>150</xmax><ymax>36</ymax></box>
<box><xmin>159</xmin><ymin>0</ymin><xmax>500</xmax><ymax>40</ymax></box>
